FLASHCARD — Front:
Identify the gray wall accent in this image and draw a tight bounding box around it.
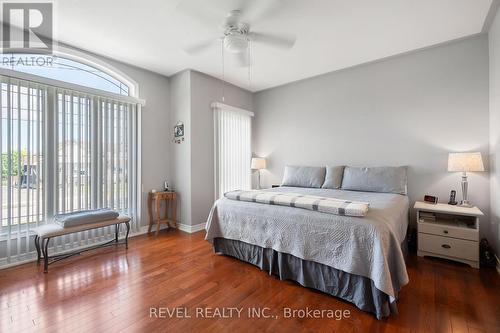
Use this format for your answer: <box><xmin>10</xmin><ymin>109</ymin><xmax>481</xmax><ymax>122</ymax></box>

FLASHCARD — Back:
<box><xmin>489</xmin><ymin>6</ymin><xmax>500</xmax><ymax>254</ymax></box>
<box><xmin>253</xmin><ymin>36</ymin><xmax>491</xmax><ymax>239</ymax></box>
<box><xmin>170</xmin><ymin>70</ymin><xmax>253</xmax><ymax>226</ymax></box>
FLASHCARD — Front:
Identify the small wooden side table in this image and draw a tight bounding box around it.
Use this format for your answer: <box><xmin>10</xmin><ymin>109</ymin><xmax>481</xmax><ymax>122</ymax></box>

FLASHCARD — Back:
<box><xmin>148</xmin><ymin>191</ymin><xmax>177</xmax><ymax>235</ymax></box>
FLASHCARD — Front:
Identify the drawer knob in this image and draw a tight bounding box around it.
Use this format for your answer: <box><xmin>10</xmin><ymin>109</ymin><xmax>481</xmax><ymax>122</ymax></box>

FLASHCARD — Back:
<box><xmin>443</xmin><ymin>230</ymin><xmax>449</xmax><ymax>234</ymax></box>
<box><xmin>441</xmin><ymin>244</ymin><xmax>451</xmax><ymax>249</ymax></box>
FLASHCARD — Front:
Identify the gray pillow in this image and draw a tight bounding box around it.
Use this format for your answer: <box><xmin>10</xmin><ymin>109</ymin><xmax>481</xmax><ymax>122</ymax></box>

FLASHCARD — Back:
<box><xmin>341</xmin><ymin>166</ymin><xmax>407</xmax><ymax>195</ymax></box>
<box><xmin>321</xmin><ymin>166</ymin><xmax>345</xmax><ymax>189</ymax></box>
<box><xmin>281</xmin><ymin>166</ymin><xmax>326</xmax><ymax>188</ymax></box>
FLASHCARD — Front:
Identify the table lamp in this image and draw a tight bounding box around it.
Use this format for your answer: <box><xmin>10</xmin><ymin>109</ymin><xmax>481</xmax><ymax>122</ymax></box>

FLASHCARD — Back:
<box><xmin>447</xmin><ymin>152</ymin><xmax>484</xmax><ymax>207</ymax></box>
<box><xmin>251</xmin><ymin>157</ymin><xmax>266</xmax><ymax>189</ymax></box>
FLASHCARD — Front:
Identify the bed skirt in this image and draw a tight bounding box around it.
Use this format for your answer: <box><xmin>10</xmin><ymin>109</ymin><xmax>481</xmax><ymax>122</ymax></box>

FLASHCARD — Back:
<box><xmin>213</xmin><ymin>237</ymin><xmax>399</xmax><ymax>319</ymax></box>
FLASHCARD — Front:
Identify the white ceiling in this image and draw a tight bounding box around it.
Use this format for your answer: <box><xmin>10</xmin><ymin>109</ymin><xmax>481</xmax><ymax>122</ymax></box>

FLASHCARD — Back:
<box><xmin>55</xmin><ymin>0</ymin><xmax>492</xmax><ymax>92</ymax></box>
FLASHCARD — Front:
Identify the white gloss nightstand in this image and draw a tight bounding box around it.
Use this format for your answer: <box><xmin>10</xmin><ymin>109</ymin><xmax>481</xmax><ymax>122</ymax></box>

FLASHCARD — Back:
<box><xmin>414</xmin><ymin>201</ymin><xmax>483</xmax><ymax>268</ymax></box>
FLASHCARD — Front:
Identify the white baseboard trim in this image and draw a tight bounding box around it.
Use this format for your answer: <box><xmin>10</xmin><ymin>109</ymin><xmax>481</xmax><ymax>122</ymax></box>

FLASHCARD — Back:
<box><xmin>177</xmin><ymin>222</ymin><xmax>205</xmax><ymax>233</ymax></box>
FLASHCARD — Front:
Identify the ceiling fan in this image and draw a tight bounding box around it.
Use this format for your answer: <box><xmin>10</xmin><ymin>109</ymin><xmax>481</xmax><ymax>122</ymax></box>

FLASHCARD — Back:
<box><xmin>179</xmin><ymin>0</ymin><xmax>296</xmax><ymax>67</ymax></box>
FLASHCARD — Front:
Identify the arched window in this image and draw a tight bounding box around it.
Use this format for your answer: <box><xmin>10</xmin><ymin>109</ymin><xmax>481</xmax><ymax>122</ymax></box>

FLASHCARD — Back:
<box><xmin>0</xmin><ymin>53</ymin><xmax>130</xmax><ymax>95</ymax></box>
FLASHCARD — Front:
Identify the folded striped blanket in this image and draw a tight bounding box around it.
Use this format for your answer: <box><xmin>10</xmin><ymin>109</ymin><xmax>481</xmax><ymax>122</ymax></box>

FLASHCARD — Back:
<box><xmin>224</xmin><ymin>190</ymin><xmax>369</xmax><ymax>217</ymax></box>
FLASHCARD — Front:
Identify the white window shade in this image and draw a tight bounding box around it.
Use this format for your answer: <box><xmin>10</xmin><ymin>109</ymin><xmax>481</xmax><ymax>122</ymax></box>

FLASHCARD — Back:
<box><xmin>213</xmin><ymin>102</ymin><xmax>253</xmax><ymax>199</ymax></box>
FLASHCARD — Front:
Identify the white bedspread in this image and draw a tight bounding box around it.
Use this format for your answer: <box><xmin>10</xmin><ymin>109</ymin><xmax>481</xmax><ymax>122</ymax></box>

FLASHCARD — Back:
<box><xmin>205</xmin><ymin>187</ymin><xmax>409</xmax><ymax>301</ymax></box>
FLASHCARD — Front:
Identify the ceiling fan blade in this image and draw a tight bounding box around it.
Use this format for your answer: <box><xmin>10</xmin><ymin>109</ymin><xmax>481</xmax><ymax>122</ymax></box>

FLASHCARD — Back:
<box><xmin>235</xmin><ymin>51</ymin><xmax>250</xmax><ymax>67</ymax></box>
<box><xmin>239</xmin><ymin>0</ymin><xmax>284</xmax><ymax>24</ymax></box>
<box><xmin>183</xmin><ymin>38</ymin><xmax>216</xmax><ymax>55</ymax></box>
<box><xmin>250</xmin><ymin>32</ymin><xmax>296</xmax><ymax>49</ymax></box>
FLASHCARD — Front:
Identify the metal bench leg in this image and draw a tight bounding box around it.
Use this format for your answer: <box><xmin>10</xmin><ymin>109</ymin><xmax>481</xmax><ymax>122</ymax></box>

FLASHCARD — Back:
<box><xmin>34</xmin><ymin>235</ymin><xmax>41</xmax><ymax>264</ymax></box>
<box><xmin>43</xmin><ymin>238</ymin><xmax>50</xmax><ymax>273</ymax></box>
<box><xmin>115</xmin><ymin>224</ymin><xmax>120</xmax><ymax>243</ymax></box>
<box><xmin>125</xmin><ymin>222</ymin><xmax>130</xmax><ymax>249</ymax></box>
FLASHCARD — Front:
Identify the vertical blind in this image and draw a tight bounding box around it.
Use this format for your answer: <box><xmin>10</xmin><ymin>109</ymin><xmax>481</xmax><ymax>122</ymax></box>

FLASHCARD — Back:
<box><xmin>213</xmin><ymin>103</ymin><xmax>253</xmax><ymax>199</ymax></box>
<box><xmin>55</xmin><ymin>93</ymin><xmax>133</xmax><ymax>213</ymax></box>
<box><xmin>0</xmin><ymin>79</ymin><xmax>46</xmax><ymax>264</ymax></box>
<box><xmin>0</xmin><ymin>75</ymin><xmax>140</xmax><ymax>266</ymax></box>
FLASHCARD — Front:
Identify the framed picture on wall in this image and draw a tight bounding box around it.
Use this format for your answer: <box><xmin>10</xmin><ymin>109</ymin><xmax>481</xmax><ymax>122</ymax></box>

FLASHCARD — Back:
<box><xmin>174</xmin><ymin>122</ymin><xmax>184</xmax><ymax>137</ymax></box>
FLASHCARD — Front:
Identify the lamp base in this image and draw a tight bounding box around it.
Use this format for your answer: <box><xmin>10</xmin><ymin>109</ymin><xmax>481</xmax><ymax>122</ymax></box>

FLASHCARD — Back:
<box><xmin>459</xmin><ymin>173</ymin><xmax>472</xmax><ymax>208</ymax></box>
<box><xmin>459</xmin><ymin>200</ymin><xmax>473</xmax><ymax>208</ymax></box>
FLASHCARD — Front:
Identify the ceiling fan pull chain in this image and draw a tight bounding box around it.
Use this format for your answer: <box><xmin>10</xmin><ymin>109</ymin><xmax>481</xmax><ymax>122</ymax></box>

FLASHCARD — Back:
<box><xmin>248</xmin><ymin>39</ymin><xmax>252</xmax><ymax>89</ymax></box>
<box><xmin>221</xmin><ymin>38</ymin><xmax>225</xmax><ymax>102</ymax></box>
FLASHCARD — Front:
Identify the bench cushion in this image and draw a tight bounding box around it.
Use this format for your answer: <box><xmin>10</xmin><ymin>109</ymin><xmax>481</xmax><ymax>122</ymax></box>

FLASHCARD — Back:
<box><xmin>54</xmin><ymin>208</ymin><xmax>120</xmax><ymax>228</ymax></box>
<box><xmin>33</xmin><ymin>215</ymin><xmax>131</xmax><ymax>239</ymax></box>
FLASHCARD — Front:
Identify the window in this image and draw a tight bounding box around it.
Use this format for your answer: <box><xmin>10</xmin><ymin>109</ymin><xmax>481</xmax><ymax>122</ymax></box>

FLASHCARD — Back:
<box><xmin>213</xmin><ymin>103</ymin><xmax>253</xmax><ymax>199</ymax></box>
<box><xmin>55</xmin><ymin>93</ymin><xmax>132</xmax><ymax>214</ymax></box>
<box><xmin>0</xmin><ymin>53</ymin><xmax>140</xmax><ymax>266</ymax></box>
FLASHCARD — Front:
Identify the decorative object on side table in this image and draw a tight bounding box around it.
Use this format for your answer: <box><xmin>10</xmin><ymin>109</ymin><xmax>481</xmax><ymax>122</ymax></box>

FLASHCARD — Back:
<box><xmin>414</xmin><ymin>201</ymin><xmax>483</xmax><ymax>268</ymax></box>
<box><xmin>448</xmin><ymin>190</ymin><xmax>458</xmax><ymax>205</ymax></box>
<box><xmin>251</xmin><ymin>157</ymin><xmax>266</xmax><ymax>189</ymax></box>
<box><xmin>424</xmin><ymin>195</ymin><xmax>438</xmax><ymax>204</ymax></box>
<box><xmin>447</xmin><ymin>152</ymin><xmax>484</xmax><ymax>207</ymax></box>
<box><xmin>148</xmin><ymin>191</ymin><xmax>177</xmax><ymax>235</ymax></box>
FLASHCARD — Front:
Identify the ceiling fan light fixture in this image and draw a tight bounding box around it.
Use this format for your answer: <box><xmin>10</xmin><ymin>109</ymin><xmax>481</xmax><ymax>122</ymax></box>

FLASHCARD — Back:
<box><xmin>223</xmin><ymin>33</ymin><xmax>248</xmax><ymax>53</ymax></box>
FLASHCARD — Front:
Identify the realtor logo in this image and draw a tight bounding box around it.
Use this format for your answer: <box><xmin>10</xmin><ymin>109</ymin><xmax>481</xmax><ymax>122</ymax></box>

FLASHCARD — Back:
<box><xmin>1</xmin><ymin>1</ymin><xmax>53</xmax><ymax>53</ymax></box>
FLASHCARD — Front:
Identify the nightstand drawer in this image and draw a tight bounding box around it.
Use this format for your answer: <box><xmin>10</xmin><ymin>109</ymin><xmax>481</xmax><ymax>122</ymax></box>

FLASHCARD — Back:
<box><xmin>418</xmin><ymin>221</ymin><xmax>478</xmax><ymax>241</ymax></box>
<box><xmin>418</xmin><ymin>233</ymin><xmax>478</xmax><ymax>261</ymax></box>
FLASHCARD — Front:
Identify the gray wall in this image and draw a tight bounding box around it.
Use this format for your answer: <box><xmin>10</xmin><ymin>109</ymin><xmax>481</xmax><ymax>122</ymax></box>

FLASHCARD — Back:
<box><xmin>253</xmin><ymin>36</ymin><xmax>491</xmax><ymax>238</ymax></box>
<box><xmin>170</xmin><ymin>70</ymin><xmax>253</xmax><ymax>226</ymax></box>
<box><xmin>489</xmin><ymin>6</ymin><xmax>500</xmax><ymax>254</ymax></box>
<box><xmin>170</xmin><ymin>70</ymin><xmax>192</xmax><ymax>225</ymax></box>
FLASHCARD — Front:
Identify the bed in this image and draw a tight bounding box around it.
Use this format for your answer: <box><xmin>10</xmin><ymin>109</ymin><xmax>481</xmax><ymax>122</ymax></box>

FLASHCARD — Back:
<box><xmin>205</xmin><ymin>168</ymin><xmax>410</xmax><ymax>319</ymax></box>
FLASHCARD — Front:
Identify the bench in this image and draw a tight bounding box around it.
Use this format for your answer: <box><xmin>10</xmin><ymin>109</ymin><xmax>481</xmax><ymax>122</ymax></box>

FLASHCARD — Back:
<box><xmin>33</xmin><ymin>215</ymin><xmax>131</xmax><ymax>273</ymax></box>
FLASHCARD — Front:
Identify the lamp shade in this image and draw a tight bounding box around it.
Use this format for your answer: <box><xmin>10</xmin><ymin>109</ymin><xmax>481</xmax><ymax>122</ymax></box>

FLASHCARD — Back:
<box><xmin>448</xmin><ymin>152</ymin><xmax>484</xmax><ymax>172</ymax></box>
<box><xmin>251</xmin><ymin>157</ymin><xmax>266</xmax><ymax>170</ymax></box>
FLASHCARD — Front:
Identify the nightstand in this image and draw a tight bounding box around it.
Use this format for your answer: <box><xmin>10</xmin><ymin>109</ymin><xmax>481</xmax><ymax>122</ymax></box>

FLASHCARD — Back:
<box><xmin>414</xmin><ymin>201</ymin><xmax>483</xmax><ymax>268</ymax></box>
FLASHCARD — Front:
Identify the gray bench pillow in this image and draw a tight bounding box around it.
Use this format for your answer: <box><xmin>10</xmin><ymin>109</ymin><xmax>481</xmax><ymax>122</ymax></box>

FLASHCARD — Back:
<box><xmin>341</xmin><ymin>166</ymin><xmax>407</xmax><ymax>195</ymax></box>
<box><xmin>321</xmin><ymin>166</ymin><xmax>345</xmax><ymax>189</ymax></box>
<box><xmin>281</xmin><ymin>166</ymin><xmax>326</xmax><ymax>188</ymax></box>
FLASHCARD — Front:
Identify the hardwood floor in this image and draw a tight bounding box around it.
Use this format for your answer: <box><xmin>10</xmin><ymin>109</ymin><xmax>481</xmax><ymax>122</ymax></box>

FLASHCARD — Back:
<box><xmin>0</xmin><ymin>230</ymin><xmax>499</xmax><ymax>333</ymax></box>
